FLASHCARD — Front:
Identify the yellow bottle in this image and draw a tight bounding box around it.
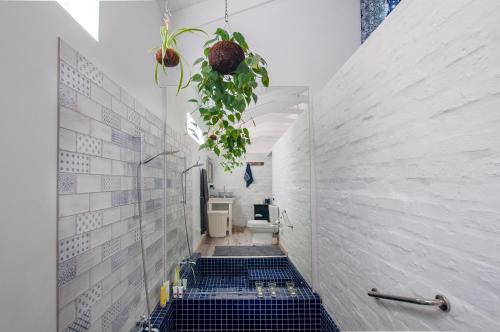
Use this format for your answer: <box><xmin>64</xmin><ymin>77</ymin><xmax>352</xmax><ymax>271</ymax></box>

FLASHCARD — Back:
<box><xmin>174</xmin><ymin>264</ymin><xmax>180</xmax><ymax>286</ymax></box>
<box><xmin>160</xmin><ymin>283</ymin><xmax>167</xmax><ymax>308</ymax></box>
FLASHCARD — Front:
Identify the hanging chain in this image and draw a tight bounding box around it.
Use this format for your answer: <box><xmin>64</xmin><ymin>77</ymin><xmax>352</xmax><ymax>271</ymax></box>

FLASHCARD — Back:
<box><xmin>224</xmin><ymin>0</ymin><xmax>229</xmax><ymax>24</ymax></box>
<box><xmin>163</xmin><ymin>0</ymin><xmax>172</xmax><ymax>28</ymax></box>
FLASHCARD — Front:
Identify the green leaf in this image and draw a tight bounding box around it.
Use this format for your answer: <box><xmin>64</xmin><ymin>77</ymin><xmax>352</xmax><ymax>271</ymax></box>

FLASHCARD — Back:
<box><xmin>154</xmin><ymin>62</ymin><xmax>159</xmax><ymax>85</ymax></box>
<box><xmin>228</xmin><ymin>114</ymin><xmax>235</xmax><ymax>122</ymax></box>
<box><xmin>252</xmin><ymin>93</ymin><xmax>258</xmax><ymax>104</ymax></box>
<box><xmin>215</xmin><ymin>28</ymin><xmax>230</xmax><ymax>41</ymax></box>
<box><xmin>233</xmin><ymin>32</ymin><xmax>249</xmax><ymax>51</ymax></box>
<box><xmin>176</xmin><ymin>59</ymin><xmax>184</xmax><ymax>95</ymax></box>
<box><xmin>192</xmin><ymin>73</ymin><xmax>203</xmax><ymax>82</ymax></box>
<box><xmin>188</xmin><ymin>98</ymin><xmax>198</xmax><ymax>103</ymax></box>
<box><xmin>261</xmin><ymin>74</ymin><xmax>269</xmax><ymax>87</ymax></box>
<box><xmin>204</xmin><ymin>36</ymin><xmax>218</xmax><ymax>47</ymax></box>
<box><xmin>172</xmin><ymin>27</ymin><xmax>208</xmax><ymax>39</ymax></box>
<box><xmin>193</xmin><ymin>57</ymin><xmax>205</xmax><ymax>66</ymax></box>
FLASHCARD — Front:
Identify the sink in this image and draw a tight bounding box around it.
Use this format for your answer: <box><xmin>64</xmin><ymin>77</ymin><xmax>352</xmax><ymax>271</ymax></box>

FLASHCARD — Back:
<box><xmin>215</xmin><ymin>192</ymin><xmax>234</xmax><ymax>198</ymax></box>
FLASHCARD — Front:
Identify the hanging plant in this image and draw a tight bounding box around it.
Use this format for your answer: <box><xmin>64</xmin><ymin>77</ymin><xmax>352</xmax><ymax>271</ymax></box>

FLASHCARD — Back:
<box><xmin>152</xmin><ymin>22</ymin><xmax>207</xmax><ymax>94</ymax></box>
<box><xmin>190</xmin><ymin>28</ymin><xmax>269</xmax><ymax>171</ymax></box>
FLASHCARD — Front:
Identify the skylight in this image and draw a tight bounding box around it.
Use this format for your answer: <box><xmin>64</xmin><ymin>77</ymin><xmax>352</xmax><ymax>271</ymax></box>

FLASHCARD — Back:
<box><xmin>187</xmin><ymin>113</ymin><xmax>205</xmax><ymax>145</ymax></box>
<box><xmin>57</xmin><ymin>0</ymin><xmax>100</xmax><ymax>41</ymax></box>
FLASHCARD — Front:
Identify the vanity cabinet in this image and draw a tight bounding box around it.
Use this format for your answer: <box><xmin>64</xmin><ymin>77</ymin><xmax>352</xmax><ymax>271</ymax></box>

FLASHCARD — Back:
<box><xmin>208</xmin><ymin>198</ymin><xmax>234</xmax><ymax>235</ymax></box>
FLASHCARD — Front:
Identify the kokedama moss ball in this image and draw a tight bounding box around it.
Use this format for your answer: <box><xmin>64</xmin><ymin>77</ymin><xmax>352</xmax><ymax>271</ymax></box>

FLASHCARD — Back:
<box><xmin>155</xmin><ymin>48</ymin><xmax>180</xmax><ymax>67</ymax></box>
<box><xmin>208</xmin><ymin>41</ymin><xmax>245</xmax><ymax>75</ymax></box>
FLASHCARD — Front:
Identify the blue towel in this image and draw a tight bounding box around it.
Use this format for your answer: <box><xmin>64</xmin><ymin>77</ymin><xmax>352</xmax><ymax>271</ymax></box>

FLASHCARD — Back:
<box><xmin>244</xmin><ymin>163</ymin><xmax>254</xmax><ymax>188</ymax></box>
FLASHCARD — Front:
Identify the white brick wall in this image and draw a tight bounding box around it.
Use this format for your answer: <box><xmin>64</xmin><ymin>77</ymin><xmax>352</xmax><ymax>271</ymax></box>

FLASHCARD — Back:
<box><xmin>312</xmin><ymin>0</ymin><xmax>500</xmax><ymax>330</ymax></box>
<box><xmin>272</xmin><ymin>110</ymin><xmax>312</xmax><ymax>283</ymax></box>
<box><xmin>212</xmin><ymin>154</ymin><xmax>273</xmax><ymax>226</ymax></box>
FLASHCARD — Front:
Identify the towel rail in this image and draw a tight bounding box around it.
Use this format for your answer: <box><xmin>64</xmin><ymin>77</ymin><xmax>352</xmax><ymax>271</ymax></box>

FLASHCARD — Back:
<box><xmin>368</xmin><ymin>288</ymin><xmax>450</xmax><ymax>312</ymax></box>
<box><xmin>279</xmin><ymin>209</ymin><xmax>294</xmax><ymax>230</ymax></box>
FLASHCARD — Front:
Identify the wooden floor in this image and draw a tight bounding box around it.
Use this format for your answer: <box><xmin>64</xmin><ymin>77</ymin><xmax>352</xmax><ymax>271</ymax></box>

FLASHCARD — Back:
<box><xmin>195</xmin><ymin>228</ymin><xmax>278</xmax><ymax>256</ymax></box>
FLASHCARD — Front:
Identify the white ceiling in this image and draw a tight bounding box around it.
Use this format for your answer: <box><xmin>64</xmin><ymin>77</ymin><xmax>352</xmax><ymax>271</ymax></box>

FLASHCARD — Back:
<box><xmin>242</xmin><ymin>86</ymin><xmax>309</xmax><ymax>155</ymax></box>
<box><xmin>158</xmin><ymin>0</ymin><xmax>209</xmax><ymax>13</ymax></box>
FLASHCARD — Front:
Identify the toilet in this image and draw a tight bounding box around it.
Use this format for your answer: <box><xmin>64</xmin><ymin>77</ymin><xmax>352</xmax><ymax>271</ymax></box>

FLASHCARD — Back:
<box><xmin>247</xmin><ymin>205</ymin><xmax>279</xmax><ymax>245</ymax></box>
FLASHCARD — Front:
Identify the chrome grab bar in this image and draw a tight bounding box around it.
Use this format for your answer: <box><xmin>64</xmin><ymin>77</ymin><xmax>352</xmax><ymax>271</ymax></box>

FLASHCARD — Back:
<box><xmin>368</xmin><ymin>288</ymin><xmax>450</xmax><ymax>312</ymax></box>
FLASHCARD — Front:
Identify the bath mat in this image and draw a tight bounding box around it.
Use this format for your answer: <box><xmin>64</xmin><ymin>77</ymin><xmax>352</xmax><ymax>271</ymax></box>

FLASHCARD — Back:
<box><xmin>213</xmin><ymin>245</ymin><xmax>284</xmax><ymax>256</ymax></box>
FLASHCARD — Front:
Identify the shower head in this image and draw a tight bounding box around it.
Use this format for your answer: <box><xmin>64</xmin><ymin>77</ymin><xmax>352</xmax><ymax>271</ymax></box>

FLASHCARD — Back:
<box><xmin>181</xmin><ymin>162</ymin><xmax>204</xmax><ymax>174</ymax></box>
<box><xmin>142</xmin><ymin>150</ymin><xmax>180</xmax><ymax>165</ymax></box>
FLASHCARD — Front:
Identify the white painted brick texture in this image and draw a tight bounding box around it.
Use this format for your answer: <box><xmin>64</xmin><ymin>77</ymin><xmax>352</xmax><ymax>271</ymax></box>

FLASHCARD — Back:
<box><xmin>272</xmin><ymin>110</ymin><xmax>312</xmax><ymax>283</ymax></box>
<box><xmin>312</xmin><ymin>0</ymin><xmax>500</xmax><ymax>331</ymax></box>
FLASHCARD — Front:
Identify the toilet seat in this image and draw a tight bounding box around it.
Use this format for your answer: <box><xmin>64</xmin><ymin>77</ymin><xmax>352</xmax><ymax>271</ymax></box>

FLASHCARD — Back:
<box><xmin>247</xmin><ymin>220</ymin><xmax>278</xmax><ymax>232</ymax></box>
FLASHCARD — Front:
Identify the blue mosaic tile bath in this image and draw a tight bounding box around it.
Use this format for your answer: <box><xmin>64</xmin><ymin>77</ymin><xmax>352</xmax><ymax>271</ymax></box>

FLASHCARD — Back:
<box><xmin>148</xmin><ymin>256</ymin><xmax>340</xmax><ymax>331</ymax></box>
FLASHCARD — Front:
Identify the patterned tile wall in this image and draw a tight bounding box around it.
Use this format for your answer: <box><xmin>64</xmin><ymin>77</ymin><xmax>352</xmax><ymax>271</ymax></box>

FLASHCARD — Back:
<box><xmin>57</xmin><ymin>39</ymin><xmax>170</xmax><ymax>332</ymax></box>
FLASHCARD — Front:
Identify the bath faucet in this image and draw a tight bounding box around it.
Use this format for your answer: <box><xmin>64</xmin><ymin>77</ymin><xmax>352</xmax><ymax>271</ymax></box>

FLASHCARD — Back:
<box><xmin>136</xmin><ymin>315</ymin><xmax>159</xmax><ymax>332</ymax></box>
<box><xmin>180</xmin><ymin>256</ymin><xmax>196</xmax><ymax>266</ymax></box>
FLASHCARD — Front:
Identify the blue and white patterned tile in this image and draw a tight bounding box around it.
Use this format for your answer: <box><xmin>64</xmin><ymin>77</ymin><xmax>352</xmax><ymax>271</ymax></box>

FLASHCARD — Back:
<box><xmin>77</xmin><ymin>54</ymin><xmax>103</xmax><ymax>86</ymax></box>
<box><xmin>76</xmin><ymin>281</ymin><xmax>102</xmax><ymax>318</ymax></box>
<box><xmin>59</xmin><ymin>83</ymin><xmax>77</xmax><ymax>109</ymax></box>
<box><xmin>65</xmin><ymin>310</ymin><xmax>91</xmax><ymax>331</ymax></box>
<box><xmin>102</xmin><ymin>238</ymin><xmax>121</xmax><ymax>261</ymax></box>
<box><xmin>60</xmin><ymin>61</ymin><xmax>91</xmax><ymax>97</ymax></box>
<box><xmin>59</xmin><ymin>173</ymin><xmax>77</xmax><ymax>194</ymax></box>
<box><xmin>102</xmin><ymin>108</ymin><xmax>121</xmax><ymax>129</ymax></box>
<box><xmin>59</xmin><ymin>233</ymin><xmax>90</xmax><ymax>262</ymax></box>
<box><xmin>127</xmin><ymin>267</ymin><xmax>144</xmax><ymax>291</ymax></box>
<box><xmin>59</xmin><ymin>151</ymin><xmax>90</xmax><ymax>173</ymax></box>
<box><xmin>361</xmin><ymin>0</ymin><xmax>401</xmax><ymax>42</ymax></box>
<box><xmin>111</xmin><ymin>307</ymin><xmax>129</xmax><ymax>332</ymax></box>
<box><xmin>111</xmin><ymin>128</ymin><xmax>128</xmax><ymax>148</ymax></box>
<box><xmin>102</xmin><ymin>300</ymin><xmax>122</xmax><ymax>330</ymax></box>
<box><xmin>102</xmin><ymin>176</ymin><xmax>121</xmax><ymax>191</ymax></box>
<box><xmin>111</xmin><ymin>249</ymin><xmax>128</xmax><ymax>270</ymax></box>
<box><xmin>76</xmin><ymin>211</ymin><xmax>103</xmax><ymax>234</ymax></box>
<box><xmin>58</xmin><ymin>257</ymin><xmax>76</xmax><ymax>287</ymax></box>
<box><xmin>127</xmin><ymin>136</ymin><xmax>141</xmax><ymax>152</ymax></box>
<box><xmin>77</xmin><ymin>134</ymin><xmax>102</xmax><ymax>156</ymax></box>
<box><xmin>127</xmin><ymin>108</ymin><xmax>141</xmax><ymax>127</ymax></box>
<box><xmin>111</xmin><ymin>191</ymin><xmax>128</xmax><ymax>207</ymax></box>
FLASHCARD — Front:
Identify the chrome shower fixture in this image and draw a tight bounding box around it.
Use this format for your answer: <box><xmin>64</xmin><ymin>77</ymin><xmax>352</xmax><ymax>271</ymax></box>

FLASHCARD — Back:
<box><xmin>141</xmin><ymin>150</ymin><xmax>180</xmax><ymax>165</ymax></box>
<box><xmin>135</xmin><ymin>146</ymin><xmax>178</xmax><ymax>332</ymax></box>
<box><xmin>180</xmin><ymin>159</ymin><xmax>204</xmax><ymax>259</ymax></box>
<box><xmin>181</xmin><ymin>161</ymin><xmax>204</xmax><ymax>174</ymax></box>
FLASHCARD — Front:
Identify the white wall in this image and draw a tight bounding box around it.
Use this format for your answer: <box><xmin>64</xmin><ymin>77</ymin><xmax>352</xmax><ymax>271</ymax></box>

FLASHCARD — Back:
<box><xmin>212</xmin><ymin>154</ymin><xmax>273</xmax><ymax>227</ymax></box>
<box><xmin>313</xmin><ymin>0</ymin><xmax>500</xmax><ymax>330</ymax></box>
<box><xmin>170</xmin><ymin>0</ymin><xmax>361</xmax><ymax>92</ymax></box>
<box><xmin>272</xmin><ymin>110</ymin><xmax>311</xmax><ymax>282</ymax></box>
<box><xmin>0</xmin><ymin>2</ymin><xmax>161</xmax><ymax>331</ymax></box>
